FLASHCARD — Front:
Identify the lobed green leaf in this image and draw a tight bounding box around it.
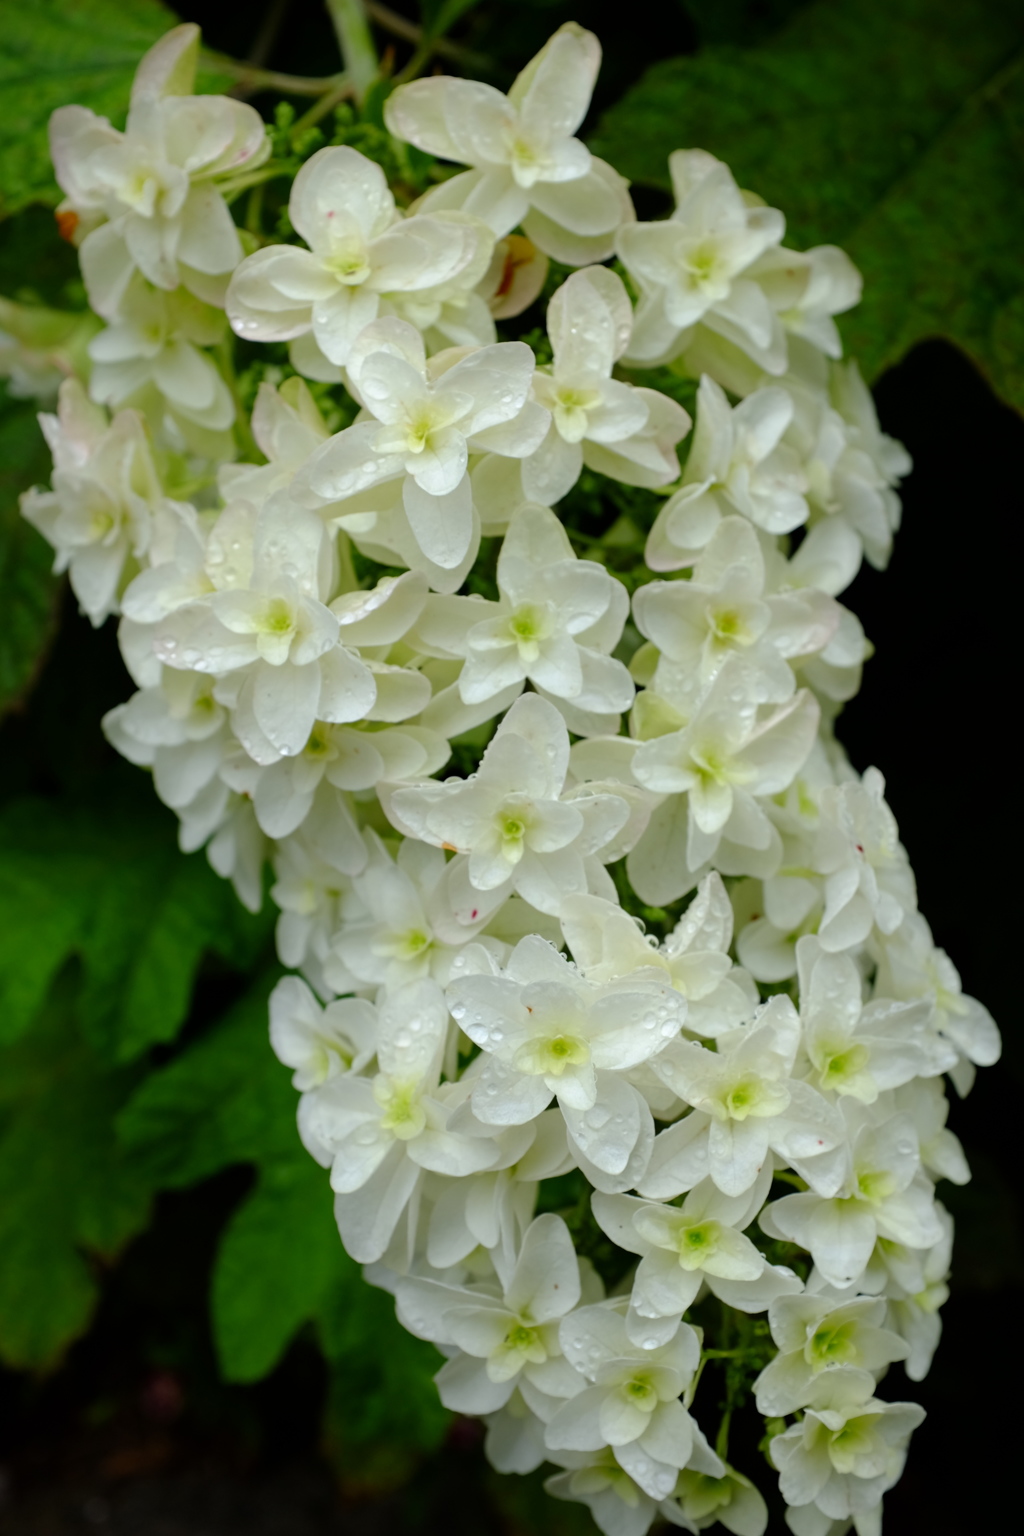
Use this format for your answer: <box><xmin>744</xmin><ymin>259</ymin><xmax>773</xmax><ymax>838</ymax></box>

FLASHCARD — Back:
<box><xmin>591</xmin><ymin>0</ymin><xmax>1024</xmax><ymax>409</ymax></box>
<box><xmin>0</xmin><ymin>791</ymin><xmax>272</xmax><ymax>1056</ymax></box>
<box><xmin>0</xmin><ymin>0</ymin><xmax>235</xmax><ymax>218</ymax></box>
<box><xmin>0</xmin><ymin>985</ymin><xmax>153</xmax><ymax>1368</ymax></box>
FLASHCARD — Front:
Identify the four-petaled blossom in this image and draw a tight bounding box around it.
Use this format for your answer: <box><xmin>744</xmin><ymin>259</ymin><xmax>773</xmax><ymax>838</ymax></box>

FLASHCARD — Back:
<box><xmin>409</xmin><ymin>502</ymin><xmax>634</xmax><ymax>720</ymax></box>
<box><xmin>386</xmin><ymin>24</ymin><xmax>633</xmax><ymax>264</ymax></box>
<box><xmin>618</xmin><ymin>151</ymin><xmax>785</xmax><ymax>371</ymax></box>
<box><xmin>296</xmin><ymin>317</ymin><xmax>547</xmax><ymax>573</ymax></box>
<box><xmin>227</xmin><ymin>146</ymin><xmax>492</xmax><ymax>372</ymax></box>
<box><xmin>522</xmin><ymin>266</ymin><xmax>690</xmax><ymax>505</ymax></box>
<box><xmin>50</xmin><ymin>26</ymin><xmax>268</xmax><ymax>304</ymax></box>
<box><xmin>642</xmin><ymin>995</ymin><xmax>845</xmax><ymax>1199</ymax></box>
<box><xmin>547</xmin><ymin>1302</ymin><xmax>705</xmax><ymax>1501</ymax></box>
<box><xmin>645</xmin><ymin>375</ymin><xmax>809</xmax><ymax>571</ymax></box>
<box><xmin>388</xmin><ymin>693</ymin><xmax>631</xmax><ymax>915</ymax></box>
<box><xmin>448</xmin><ymin>932</ymin><xmax>684</xmax><ymax>1188</ymax></box>
<box><xmin>396</xmin><ymin>1212</ymin><xmax>584</xmax><ymax>1413</ymax></box>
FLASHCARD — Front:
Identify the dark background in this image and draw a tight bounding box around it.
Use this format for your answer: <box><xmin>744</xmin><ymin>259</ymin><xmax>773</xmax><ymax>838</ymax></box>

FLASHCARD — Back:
<box><xmin>1</xmin><ymin>2</ymin><xmax>1021</xmax><ymax>1532</ymax></box>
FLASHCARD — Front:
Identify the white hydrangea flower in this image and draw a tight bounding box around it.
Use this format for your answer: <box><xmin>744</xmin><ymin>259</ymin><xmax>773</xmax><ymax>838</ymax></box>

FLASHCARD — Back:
<box><xmin>408</xmin><ymin>502</ymin><xmax>633</xmax><ymax>718</ymax></box>
<box><xmin>50</xmin><ymin>25</ymin><xmax>268</xmax><ymax>303</ymax></box>
<box><xmin>269</xmin><ymin>827</ymin><xmax>365</xmax><ymax>978</ymax></box>
<box><xmin>546</xmin><ymin>1301</ymin><xmax>706</xmax><ymax>1501</ymax></box>
<box><xmin>593</xmin><ymin>1177</ymin><xmax>800</xmax><ymax>1348</ymax></box>
<box><xmin>813</xmin><ymin>769</ymin><xmax>916</xmax><ymax>953</ymax></box>
<box><xmin>630</xmin><ymin>659</ymin><xmax>820</xmax><ymax>889</ymax></box>
<box><xmin>153</xmin><ymin>500</ymin><xmax>378</xmax><ymax>759</ymax></box>
<box><xmin>618</xmin><ymin>151</ymin><xmax>785</xmax><ymax>372</ymax></box>
<box><xmin>641</xmin><ymin>995</ymin><xmax>845</xmax><ymax>1200</ymax></box>
<box><xmin>769</xmin><ymin>1371</ymin><xmax>924</xmax><ymax>1534</ymax></box>
<box><xmin>395</xmin><ymin>1212</ymin><xmax>585</xmax><ymax>1413</ymax></box>
<box><xmin>754</xmin><ymin>1293</ymin><xmax>910</xmax><ymax>1416</ymax></box>
<box><xmin>760</xmin><ymin>1104</ymin><xmax>943</xmax><ymax>1288</ymax></box>
<box><xmin>268</xmin><ymin>974</ymin><xmax>376</xmax><ymax>1089</ymax></box>
<box><xmin>102</xmin><ymin>665</ymin><xmax>232</xmax><ymax>826</ymax></box>
<box><xmin>634</xmin><ymin>515</ymin><xmax>840</xmax><ymax>702</ymax></box>
<box><xmin>299</xmin><ymin>979</ymin><xmax>500</xmax><ymax>1262</ymax></box>
<box><xmin>646</xmin><ymin>375</ymin><xmax>809</xmax><ymax>571</ymax></box>
<box><xmin>87</xmin><ymin>273</ymin><xmax>235</xmax><ymax>449</ymax></box>
<box><xmin>448</xmin><ymin>932</ymin><xmax>684</xmax><ymax>1188</ymax></box>
<box><xmin>664</xmin><ymin>1463</ymin><xmax>769</xmax><ymax>1536</ymax></box>
<box><xmin>872</xmin><ymin>911</ymin><xmax>1000</xmax><ymax>1095</ymax></box>
<box><xmin>219</xmin><ymin>377</ymin><xmax>330</xmax><ymax>507</ymax></box>
<box><xmin>781</xmin><ymin>364</ymin><xmax>911</xmax><ymax>574</ymax></box>
<box><xmin>748</xmin><ymin>244</ymin><xmax>862</xmax><ymax>361</ymax></box>
<box><xmin>545</xmin><ymin>1448</ymin><xmax>668</xmax><ymax>1536</ymax></box>
<box><xmin>385</xmin><ymin>24</ymin><xmax>633</xmax><ymax>264</ymax></box>
<box><xmin>520</xmin><ymin>266</ymin><xmax>690</xmax><ymax>505</ymax></box>
<box><xmin>559</xmin><ymin>874</ymin><xmax>758</xmax><ymax>1038</ymax></box>
<box><xmin>325</xmin><ymin>831</ymin><xmax>516</xmax><ymax>996</ymax></box>
<box><xmin>295</xmin><ymin>317</ymin><xmax>547</xmax><ymax>573</ymax></box>
<box><xmin>828</xmin><ymin>361</ymin><xmax>911</xmax><ymax>570</ymax></box>
<box><xmin>388</xmin><ymin>693</ymin><xmax>631</xmax><ymax>916</ymax></box>
<box><xmin>795</xmin><ymin>937</ymin><xmax>942</xmax><ymax>1102</ymax></box>
<box><xmin>21</xmin><ymin>378</ymin><xmax>161</xmax><ymax>625</ymax></box>
<box><xmin>227</xmin><ymin>146</ymin><xmax>493</xmax><ymax>369</ymax></box>
<box><xmin>885</xmin><ymin>1202</ymin><xmax>953</xmax><ymax>1382</ymax></box>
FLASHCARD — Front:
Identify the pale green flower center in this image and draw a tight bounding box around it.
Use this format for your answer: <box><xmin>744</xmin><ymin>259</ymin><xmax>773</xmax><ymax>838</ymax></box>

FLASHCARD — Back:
<box><xmin>857</xmin><ymin>1168</ymin><xmax>897</xmax><ymax>1203</ymax></box>
<box><xmin>677</xmin><ymin>1219</ymin><xmax>721</xmax><ymax>1270</ymax></box>
<box><xmin>513</xmin><ymin>1032</ymin><xmax>590</xmax><ymax>1077</ymax></box>
<box><xmin>806</xmin><ymin>1319</ymin><xmax>859</xmax><ymax>1369</ymax></box>
<box><xmin>375</xmin><ymin>1077</ymin><xmax>426</xmax><ymax>1140</ymax></box>
<box><xmin>622</xmin><ymin>1374</ymin><xmax>658</xmax><ymax>1412</ymax></box>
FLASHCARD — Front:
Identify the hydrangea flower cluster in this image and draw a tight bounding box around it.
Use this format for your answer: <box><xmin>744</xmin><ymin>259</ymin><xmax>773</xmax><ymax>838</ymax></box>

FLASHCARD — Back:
<box><xmin>16</xmin><ymin>21</ymin><xmax>1000</xmax><ymax>1536</ymax></box>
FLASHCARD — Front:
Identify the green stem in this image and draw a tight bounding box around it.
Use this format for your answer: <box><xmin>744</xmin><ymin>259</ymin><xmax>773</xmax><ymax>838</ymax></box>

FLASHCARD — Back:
<box><xmin>215</xmin><ymin>339</ymin><xmax>260</xmax><ymax>463</ymax></box>
<box><xmin>365</xmin><ymin>1</ymin><xmax>489</xmax><ymax>69</ymax></box>
<box><xmin>290</xmin><ymin>79</ymin><xmax>355</xmax><ymax>137</ymax></box>
<box><xmin>220</xmin><ymin>164</ymin><xmax>296</xmax><ymax>206</ymax></box>
<box><xmin>202</xmin><ymin>52</ymin><xmax>348</xmax><ymax>97</ymax></box>
<box><xmin>245</xmin><ymin>181</ymin><xmax>265</xmax><ymax>237</ymax></box>
<box><xmin>716</xmin><ymin>1407</ymin><xmax>732</xmax><ymax>1462</ymax></box>
<box><xmin>325</xmin><ymin>0</ymin><xmax>379</xmax><ymax>102</ymax></box>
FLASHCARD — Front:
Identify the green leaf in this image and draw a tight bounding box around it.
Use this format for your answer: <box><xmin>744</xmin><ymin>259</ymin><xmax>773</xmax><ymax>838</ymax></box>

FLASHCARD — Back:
<box><xmin>0</xmin><ymin>790</ymin><xmax>272</xmax><ymax>1056</ymax></box>
<box><xmin>679</xmin><ymin>0</ymin><xmax>811</xmax><ymax>46</ymax></box>
<box><xmin>0</xmin><ymin>0</ymin><xmax>236</xmax><ymax>218</ymax></box>
<box><xmin>0</xmin><ymin>394</ymin><xmax>61</xmax><ymax>719</ymax></box>
<box><xmin>116</xmin><ymin>972</ymin><xmax>292</xmax><ymax>1186</ymax></box>
<box><xmin>211</xmin><ymin>1154</ymin><xmax>346</xmax><ymax>1383</ymax></box>
<box><xmin>0</xmin><ymin>981</ymin><xmax>153</xmax><ymax>1368</ymax></box>
<box><xmin>591</xmin><ymin>0</ymin><xmax>1024</xmax><ymax>408</ymax></box>
<box><xmin>319</xmin><ymin>1264</ymin><xmax>450</xmax><ymax>1492</ymax></box>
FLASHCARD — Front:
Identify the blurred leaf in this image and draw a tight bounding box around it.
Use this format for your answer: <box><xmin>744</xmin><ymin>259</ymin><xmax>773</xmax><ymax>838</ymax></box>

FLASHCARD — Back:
<box><xmin>679</xmin><ymin>0</ymin><xmax>811</xmax><ymax>46</ymax></box>
<box><xmin>116</xmin><ymin>972</ymin><xmax>290</xmax><ymax>1184</ymax></box>
<box><xmin>0</xmin><ymin>205</ymin><xmax>83</xmax><ymax>307</ymax></box>
<box><xmin>319</xmin><ymin>1267</ymin><xmax>450</xmax><ymax>1492</ymax></box>
<box><xmin>212</xmin><ymin>1153</ymin><xmax>345</xmax><ymax>1383</ymax></box>
<box><xmin>0</xmin><ymin>984</ymin><xmax>153</xmax><ymax>1368</ymax></box>
<box><xmin>0</xmin><ymin>0</ymin><xmax>236</xmax><ymax>218</ymax></box>
<box><xmin>0</xmin><ymin>395</ymin><xmax>61</xmax><ymax>719</ymax></box>
<box><xmin>0</xmin><ymin>791</ymin><xmax>272</xmax><ymax>1056</ymax></box>
<box><xmin>591</xmin><ymin>0</ymin><xmax>1024</xmax><ymax>408</ymax></box>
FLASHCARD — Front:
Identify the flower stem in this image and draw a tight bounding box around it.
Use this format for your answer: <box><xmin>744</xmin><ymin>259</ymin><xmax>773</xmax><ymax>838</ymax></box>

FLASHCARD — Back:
<box><xmin>325</xmin><ymin>0</ymin><xmax>379</xmax><ymax>103</ymax></box>
<box><xmin>202</xmin><ymin>53</ymin><xmax>349</xmax><ymax>98</ymax></box>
